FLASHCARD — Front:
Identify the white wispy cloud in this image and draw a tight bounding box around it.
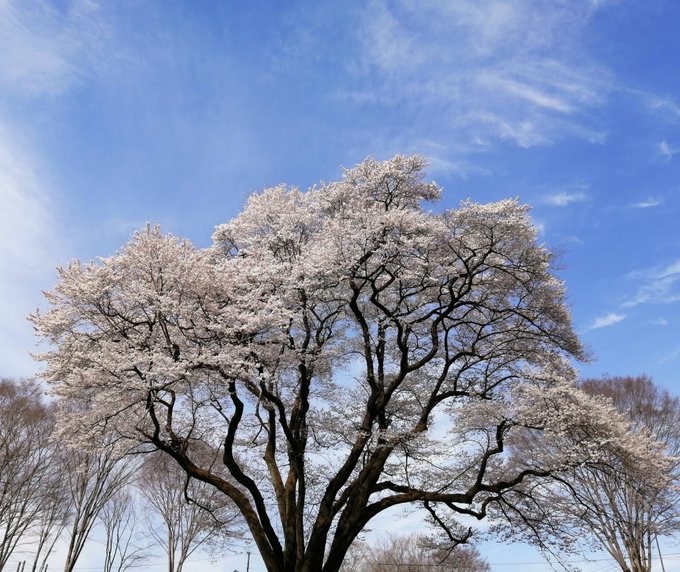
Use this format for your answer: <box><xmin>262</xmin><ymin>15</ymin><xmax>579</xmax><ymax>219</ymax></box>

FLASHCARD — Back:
<box><xmin>0</xmin><ymin>0</ymin><xmax>104</xmax><ymax>375</ymax></box>
<box><xmin>475</xmin><ymin>72</ymin><xmax>577</xmax><ymax>114</ymax></box>
<box><xmin>359</xmin><ymin>1</ymin><xmax>427</xmax><ymax>74</ymax></box>
<box><xmin>544</xmin><ymin>191</ymin><xmax>589</xmax><ymax>206</ymax></box>
<box><xmin>0</xmin><ymin>0</ymin><xmax>107</xmax><ymax>97</ymax></box>
<box><xmin>532</xmin><ymin>220</ymin><xmax>546</xmax><ymax>235</ymax></box>
<box><xmin>658</xmin><ymin>140</ymin><xmax>680</xmax><ymax>161</ymax></box>
<box><xmin>345</xmin><ymin>0</ymin><xmax>612</xmax><ymax>149</ymax></box>
<box><xmin>630</xmin><ymin>197</ymin><xmax>663</xmax><ymax>208</ymax></box>
<box><xmin>645</xmin><ymin>94</ymin><xmax>680</xmax><ymax>120</ymax></box>
<box><xmin>0</xmin><ymin>123</ymin><xmax>66</xmax><ymax>376</ymax></box>
<box><xmin>624</xmin><ymin>259</ymin><xmax>680</xmax><ymax>307</ymax></box>
<box><xmin>589</xmin><ymin>312</ymin><xmax>626</xmax><ymax>330</ymax></box>
<box><xmin>659</xmin><ymin>345</ymin><xmax>680</xmax><ymax>364</ymax></box>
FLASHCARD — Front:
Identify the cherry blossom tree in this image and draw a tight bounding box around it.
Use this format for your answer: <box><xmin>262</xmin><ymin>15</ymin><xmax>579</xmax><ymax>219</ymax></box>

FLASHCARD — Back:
<box><xmin>579</xmin><ymin>376</ymin><xmax>680</xmax><ymax>572</ymax></box>
<box><xmin>503</xmin><ymin>376</ymin><xmax>680</xmax><ymax>572</ymax></box>
<box><xmin>33</xmin><ymin>155</ymin><xmax>673</xmax><ymax>572</ymax></box>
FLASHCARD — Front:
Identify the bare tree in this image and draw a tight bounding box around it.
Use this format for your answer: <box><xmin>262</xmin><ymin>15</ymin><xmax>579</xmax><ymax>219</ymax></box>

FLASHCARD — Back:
<box><xmin>27</xmin><ymin>473</ymin><xmax>70</xmax><ymax>572</ymax></box>
<box><xmin>138</xmin><ymin>452</ymin><xmax>239</xmax><ymax>572</ymax></box>
<box><xmin>99</xmin><ymin>489</ymin><xmax>151</xmax><ymax>572</ymax></box>
<box><xmin>0</xmin><ymin>379</ymin><xmax>65</xmax><ymax>571</ymax></box>
<box><xmin>61</xmin><ymin>446</ymin><xmax>137</xmax><ymax>572</ymax></box>
<box><xmin>34</xmin><ymin>155</ymin><xmax>673</xmax><ymax>572</ymax></box>
<box><xmin>337</xmin><ymin>538</ymin><xmax>368</xmax><ymax>572</ymax></box>
<box><xmin>343</xmin><ymin>533</ymin><xmax>490</xmax><ymax>572</ymax></box>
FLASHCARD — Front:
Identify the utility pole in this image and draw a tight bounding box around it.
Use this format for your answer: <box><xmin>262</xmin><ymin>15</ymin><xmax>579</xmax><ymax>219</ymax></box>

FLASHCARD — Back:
<box><xmin>246</xmin><ymin>551</ymin><xmax>251</xmax><ymax>572</ymax></box>
<box><xmin>656</xmin><ymin>535</ymin><xmax>666</xmax><ymax>572</ymax></box>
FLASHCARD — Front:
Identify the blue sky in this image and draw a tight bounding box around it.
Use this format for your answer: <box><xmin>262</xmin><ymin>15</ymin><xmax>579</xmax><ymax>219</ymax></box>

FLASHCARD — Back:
<box><xmin>1</xmin><ymin>0</ymin><xmax>680</xmax><ymax>570</ymax></box>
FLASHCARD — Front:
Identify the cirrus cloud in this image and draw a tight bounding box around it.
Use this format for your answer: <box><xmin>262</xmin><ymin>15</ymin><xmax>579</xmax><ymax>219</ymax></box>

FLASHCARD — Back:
<box><xmin>346</xmin><ymin>0</ymin><xmax>612</xmax><ymax>149</ymax></box>
<box><xmin>544</xmin><ymin>191</ymin><xmax>589</xmax><ymax>206</ymax></box>
<box><xmin>0</xmin><ymin>0</ymin><xmax>107</xmax><ymax>98</ymax></box>
<box><xmin>589</xmin><ymin>312</ymin><xmax>626</xmax><ymax>330</ymax></box>
<box><xmin>624</xmin><ymin>260</ymin><xmax>680</xmax><ymax>308</ymax></box>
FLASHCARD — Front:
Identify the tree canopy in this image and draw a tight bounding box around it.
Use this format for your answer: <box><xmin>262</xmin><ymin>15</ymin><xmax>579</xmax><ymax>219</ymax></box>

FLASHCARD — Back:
<box><xmin>33</xmin><ymin>155</ymin><xmax>672</xmax><ymax>572</ymax></box>
<box><xmin>503</xmin><ymin>375</ymin><xmax>680</xmax><ymax>572</ymax></box>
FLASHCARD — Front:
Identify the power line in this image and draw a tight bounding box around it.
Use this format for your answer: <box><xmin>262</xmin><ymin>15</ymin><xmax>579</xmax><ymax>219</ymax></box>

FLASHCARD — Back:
<box><xmin>488</xmin><ymin>552</ymin><xmax>680</xmax><ymax>566</ymax></box>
